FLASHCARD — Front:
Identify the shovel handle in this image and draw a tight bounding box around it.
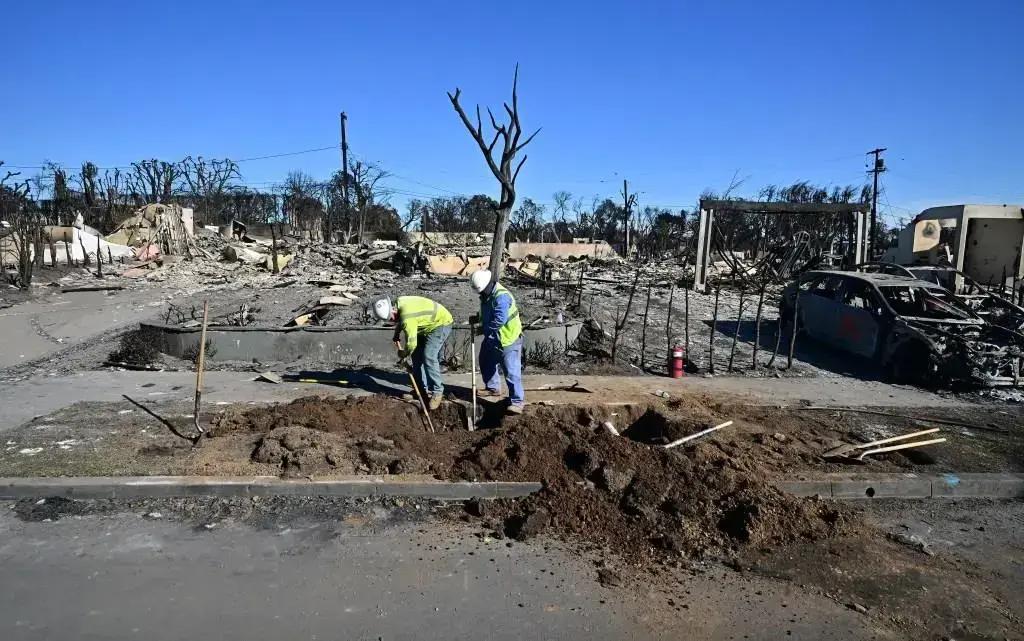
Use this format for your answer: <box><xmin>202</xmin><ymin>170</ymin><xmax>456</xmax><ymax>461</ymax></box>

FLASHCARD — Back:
<box><xmin>856</xmin><ymin>428</ymin><xmax>940</xmax><ymax>450</ymax></box>
<box><xmin>857</xmin><ymin>437</ymin><xmax>946</xmax><ymax>460</ymax></box>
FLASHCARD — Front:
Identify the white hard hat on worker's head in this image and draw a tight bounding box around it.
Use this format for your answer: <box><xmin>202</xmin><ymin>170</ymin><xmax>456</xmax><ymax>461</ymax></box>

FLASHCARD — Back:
<box><xmin>372</xmin><ymin>298</ymin><xmax>393</xmax><ymax>321</ymax></box>
<box><xmin>470</xmin><ymin>270</ymin><xmax>492</xmax><ymax>294</ymax></box>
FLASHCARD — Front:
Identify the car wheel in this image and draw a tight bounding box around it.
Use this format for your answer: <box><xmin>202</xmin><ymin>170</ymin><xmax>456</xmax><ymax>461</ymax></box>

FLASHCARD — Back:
<box><xmin>885</xmin><ymin>342</ymin><xmax>935</xmax><ymax>387</ymax></box>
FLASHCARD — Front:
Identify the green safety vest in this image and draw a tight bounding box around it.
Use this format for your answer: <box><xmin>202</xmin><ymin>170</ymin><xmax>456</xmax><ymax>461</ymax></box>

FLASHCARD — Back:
<box><xmin>396</xmin><ymin>296</ymin><xmax>453</xmax><ymax>352</ymax></box>
<box><xmin>489</xmin><ymin>284</ymin><xmax>522</xmax><ymax>348</ymax></box>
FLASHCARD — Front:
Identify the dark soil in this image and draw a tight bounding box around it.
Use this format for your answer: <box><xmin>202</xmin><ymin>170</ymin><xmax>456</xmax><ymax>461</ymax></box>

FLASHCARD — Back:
<box><xmin>451</xmin><ymin>406</ymin><xmax>859</xmax><ymax>562</ymax></box>
<box><xmin>213</xmin><ymin>396</ymin><xmax>858</xmax><ymax>561</ymax></box>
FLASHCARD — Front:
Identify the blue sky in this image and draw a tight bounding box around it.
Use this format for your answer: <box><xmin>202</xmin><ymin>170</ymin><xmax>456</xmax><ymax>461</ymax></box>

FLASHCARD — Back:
<box><xmin>2</xmin><ymin>0</ymin><xmax>1022</xmax><ymax>226</ymax></box>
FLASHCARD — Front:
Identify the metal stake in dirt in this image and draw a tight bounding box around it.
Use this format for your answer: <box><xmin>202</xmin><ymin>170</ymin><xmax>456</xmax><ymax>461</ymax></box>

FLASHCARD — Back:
<box><xmin>192</xmin><ymin>300</ymin><xmax>210</xmax><ymax>440</ymax></box>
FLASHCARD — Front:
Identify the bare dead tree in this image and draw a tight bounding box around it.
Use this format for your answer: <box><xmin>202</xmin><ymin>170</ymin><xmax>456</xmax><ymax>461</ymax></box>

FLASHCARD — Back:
<box><xmin>1</xmin><ymin>164</ymin><xmax>42</xmax><ymax>287</ymax></box>
<box><xmin>180</xmin><ymin>156</ymin><xmax>240</xmax><ymax>224</ymax></box>
<box><xmin>448</xmin><ymin>65</ymin><xmax>541</xmax><ymax>283</ymax></box>
<box><xmin>751</xmin><ymin>283</ymin><xmax>766</xmax><ymax>369</ymax></box>
<box><xmin>611</xmin><ymin>269</ymin><xmax>641</xmax><ymax>362</ymax></box>
<box><xmin>709</xmin><ymin>283</ymin><xmax>720</xmax><ymax>374</ymax></box>
<box><xmin>640</xmin><ymin>283</ymin><xmax>652</xmax><ymax>370</ymax></box>
<box><xmin>665</xmin><ymin>283</ymin><xmax>675</xmax><ymax>358</ymax></box>
<box><xmin>350</xmin><ymin>161</ymin><xmax>391</xmax><ymax>244</ymax></box>
<box><xmin>727</xmin><ymin>288</ymin><xmax>746</xmax><ymax>371</ymax></box>
<box><xmin>128</xmin><ymin>159</ymin><xmax>181</xmax><ymax>204</ymax></box>
<box><xmin>787</xmin><ymin>283</ymin><xmax>802</xmax><ymax>369</ymax></box>
<box><xmin>684</xmin><ymin>281</ymin><xmax>691</xmax><ymax>367</ymax></box>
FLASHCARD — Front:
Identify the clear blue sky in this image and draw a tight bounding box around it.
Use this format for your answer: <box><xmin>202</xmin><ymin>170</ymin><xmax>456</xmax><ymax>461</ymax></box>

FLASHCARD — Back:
<box><xmin>3</xmin><ymin>0</ymin><xmax>1022</xmax><ymax>226</ymax></box>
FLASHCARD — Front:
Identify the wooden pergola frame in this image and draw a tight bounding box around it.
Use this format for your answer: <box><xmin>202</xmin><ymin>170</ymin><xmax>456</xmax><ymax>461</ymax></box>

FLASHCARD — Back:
<box><xmin>692</xmin><ymin>199</ymin><xmax>870</xmax><ymax>291</ymax></box>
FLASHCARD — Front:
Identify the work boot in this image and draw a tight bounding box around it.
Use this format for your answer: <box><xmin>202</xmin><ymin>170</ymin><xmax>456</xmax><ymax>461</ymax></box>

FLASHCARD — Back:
<box><xmin>401</xmin><ymin>393</ymin><xmax>415</xmax><ymax>401</ymax></box>
<box><xmin>477</xmin><ymin>388</ymin><xmax>502</xmax><ymax>399</ymax></box>
<box><xmin>506</xmin><ymin>403</ymin><xmax>525</xmax><ymax>415</ymax></box>
<box><xmin>428</xmin><ymin>395</ymin><xmax>443</xmax><ymax>411</ymax></box>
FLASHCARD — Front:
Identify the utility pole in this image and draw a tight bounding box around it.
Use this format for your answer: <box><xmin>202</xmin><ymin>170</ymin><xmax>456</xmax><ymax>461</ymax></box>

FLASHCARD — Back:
<box><xmin>621</xmin><ymin>179</ymin><xmax>636</xmax><ymax>259</ymax></box>
<box><xmin>339</xmin><ymin>112</ymin><xmax>350</xmax><ymax>245</ymax></box>
<box><xmin>867</xmin><ymin>147</ymin><xmax>886</xmax><ymax>257</ymax></box>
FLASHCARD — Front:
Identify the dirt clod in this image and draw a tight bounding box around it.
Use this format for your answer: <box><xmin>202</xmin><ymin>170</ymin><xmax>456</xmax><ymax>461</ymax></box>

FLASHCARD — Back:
<box><xmin>505</xmin><ymin>506</ymin><xmax>551</xmax><ymax>540</ymax></box>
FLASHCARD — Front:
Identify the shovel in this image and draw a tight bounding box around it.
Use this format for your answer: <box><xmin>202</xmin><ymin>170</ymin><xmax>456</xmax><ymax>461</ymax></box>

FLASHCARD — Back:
<box><xmin>398</xmin><ymin>356</ymin><xmax>435</xmax><ymax>434</ymax></box>
<box><xmin>469</xmin><ymin>323</ymin><xmax>481</xmax><ymax>430</ymax></box>
<box><xmin>190</xmin><ymin>300</ymin><xmax>210</xmax><ymax>443</ymax></box>
<box><xmin>823</xmin><ymin>428</ymin><xmax>944</xmax><ymax>463</ymax></box>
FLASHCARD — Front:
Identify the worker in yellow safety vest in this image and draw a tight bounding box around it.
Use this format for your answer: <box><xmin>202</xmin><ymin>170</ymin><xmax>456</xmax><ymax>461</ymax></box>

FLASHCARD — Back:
<box><xmin>373</xmin><ymin>296</ymin><xmax>453</xmax><ymax>410</ymax></box>
<box><xmin>469</xmin><ymin>270</ymin><xmax>525</xmax><ymax>414</ymax></box>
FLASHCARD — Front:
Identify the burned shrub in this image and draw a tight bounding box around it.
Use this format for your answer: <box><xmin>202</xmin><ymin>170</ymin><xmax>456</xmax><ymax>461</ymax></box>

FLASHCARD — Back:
<box><xmin>525</xmin><ymin>338</ymin><xmax>562</xmax><ymax>369</ymax></box>
<box><xmin>182</xmin><ymin>339</ymin><xmax>217</xmax><ymax>364</ymax></box>
<box><xmin>108</xmin><ymin>326</ymin><xmax>162</xmax><ymax>365</ymax></box>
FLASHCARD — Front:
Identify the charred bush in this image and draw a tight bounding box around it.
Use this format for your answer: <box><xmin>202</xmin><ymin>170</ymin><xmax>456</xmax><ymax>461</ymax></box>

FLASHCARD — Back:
<box><xmin>108</xmin><ymin>326</ymin><xmax>162</xmax><ymax>365</ymax></box>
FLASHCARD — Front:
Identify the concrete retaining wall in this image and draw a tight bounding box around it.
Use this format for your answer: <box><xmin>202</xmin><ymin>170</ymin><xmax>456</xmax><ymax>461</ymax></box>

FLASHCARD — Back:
<box><xmin>508</xmin><ymin>241</ymin><xmax>618</xmax><ymax>260</ymax></box>
<box><xmin>143</xmin><ymin>321</ymin><xmax>582</xmax><ymax>365</ymax></box>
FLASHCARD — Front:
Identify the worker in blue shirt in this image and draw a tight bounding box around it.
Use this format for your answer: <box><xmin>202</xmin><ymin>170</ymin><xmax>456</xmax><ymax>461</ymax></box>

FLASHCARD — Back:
<box><xmin>469</xmin><ymin>270</ymin><xmax>525</xmax><ymax>414</ymax></box>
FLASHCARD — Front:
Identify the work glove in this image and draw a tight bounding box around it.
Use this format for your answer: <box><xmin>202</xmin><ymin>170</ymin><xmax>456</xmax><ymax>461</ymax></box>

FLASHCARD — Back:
<box><xmin>468</xmin><ymin>313</ymin><xmax>480</xmax><ymax>326</ymax></box>
<box><xmin>396</xmin><ymin>349</ymin><xmax>409</xmax><ymax>360</ymax></box>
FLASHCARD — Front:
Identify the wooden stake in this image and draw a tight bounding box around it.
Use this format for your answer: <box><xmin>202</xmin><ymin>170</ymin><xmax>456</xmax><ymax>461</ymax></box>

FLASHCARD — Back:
<box><xmin>192</xmin><ymin>300</ymin><xmax>209</xmax><ymax>438</ymax></box>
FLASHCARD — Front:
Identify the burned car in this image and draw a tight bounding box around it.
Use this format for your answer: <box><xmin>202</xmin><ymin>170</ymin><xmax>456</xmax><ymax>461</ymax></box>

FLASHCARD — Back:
<box><xmin>856</xmin><ymin>262</ymin><xmax>1024</xmax><ymax>333</ymax></box>
<box><xmin>780</xmin><ymin>270</ymin><xmax>1024</xmax><ymax>387</ymax></box>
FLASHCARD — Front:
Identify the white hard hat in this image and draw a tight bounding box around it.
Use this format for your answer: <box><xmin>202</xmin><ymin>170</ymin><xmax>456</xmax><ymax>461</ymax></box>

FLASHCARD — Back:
<box><xmin>372</xmin><ymin>298</ymin><xmax>393</xmax><ymax>321</ymax></box>
<box><xmin>470</xmin><ymin>270</ymin><xmax>492</xmax><ymax>294</ymax></box>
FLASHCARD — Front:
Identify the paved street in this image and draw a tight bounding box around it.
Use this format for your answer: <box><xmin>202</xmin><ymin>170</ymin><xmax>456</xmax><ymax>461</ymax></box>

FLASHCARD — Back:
<box><xmin>0</xmin><ymin>505</ymin><xmax>882</xmax><ymax>641</ymax></box>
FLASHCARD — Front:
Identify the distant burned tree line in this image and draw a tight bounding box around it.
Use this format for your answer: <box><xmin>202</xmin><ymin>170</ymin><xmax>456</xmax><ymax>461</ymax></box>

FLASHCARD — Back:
<box><xmin>403</xmin><ymin>178</ymin><xmax>881</xmax><ymax>262</ymax></box>
<box><xmin>1</xmin><ymin>156</ymin><xmax>400</xmax><ymax>242</ymax></box>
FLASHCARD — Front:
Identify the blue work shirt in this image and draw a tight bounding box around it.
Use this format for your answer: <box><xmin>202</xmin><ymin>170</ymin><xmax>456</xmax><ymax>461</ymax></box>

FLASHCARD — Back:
<box><xmin>480</xmin><ymin>284</ymin><xmax>512</xmax><ymax>343</ymax></box>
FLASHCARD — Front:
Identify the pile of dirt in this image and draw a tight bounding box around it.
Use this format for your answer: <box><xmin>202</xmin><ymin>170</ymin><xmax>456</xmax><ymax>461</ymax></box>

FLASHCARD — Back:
<box><xmin>207</xmin><ymin>395</ymin><xmax>856</xmax><ymax>560</ymax></box>
<box><xmin>211</xmin><ymin>396</ymin><xmax>473</xmax><ymax>477</ymax></box>
<box><xmin>450</xmin><ymin>407</ymin><xmax>859</xmax><ymax>561</ymax></box>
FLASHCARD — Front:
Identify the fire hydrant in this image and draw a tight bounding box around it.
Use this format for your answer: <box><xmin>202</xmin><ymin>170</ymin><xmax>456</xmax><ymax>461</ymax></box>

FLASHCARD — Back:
<box><xmin>669</xmin><ymin>345</ymin><xmax>685</xmax><ymax>378</ymax></box>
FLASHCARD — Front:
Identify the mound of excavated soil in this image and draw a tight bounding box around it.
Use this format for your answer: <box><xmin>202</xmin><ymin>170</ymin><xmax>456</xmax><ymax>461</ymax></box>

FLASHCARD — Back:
<box><xmin>208</xmin><ymin>395</ymin><xmax>858</xmax><ymax>560</ymax></box>
<box><xmin>451</xmin><ymin>412</ymin><xmax>858</xmax><ymax>561</ymax></box>
<box><xmin>211</xmin><ymin>396</ymin><xmax>475</xmax><ymax>477</ymax></box>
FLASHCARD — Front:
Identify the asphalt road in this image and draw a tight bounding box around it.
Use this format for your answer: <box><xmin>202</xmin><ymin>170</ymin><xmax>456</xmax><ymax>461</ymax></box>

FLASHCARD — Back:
<box><xmin>0</xmin><ymin>504</ymin><xmax>883</xmax><ymax>641</ymax></box>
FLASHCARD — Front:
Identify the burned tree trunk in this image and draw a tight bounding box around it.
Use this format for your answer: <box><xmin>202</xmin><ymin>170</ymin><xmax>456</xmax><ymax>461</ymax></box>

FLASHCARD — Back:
<box><xmin>727</xmin><ymin>288</ymin><xmax>746</xmax><ymax>372</ymax></box>
<box><xmin>752</xmin><ymin>284</ymin><xmax>766</xmax><ymax>369</ymax></box>
<box><xmin>709</xmin><ymin>283</ymin><xmax>720</xmax><ymax>374</ymax></box>
<box><xmin>448</xmin><ymin>65</ymin><xmax>540</xmax><ymax>284</ymax></box>
<box><xmin>640</xmin><ymin>284</ymin><xmax>652</xmax><ymax>370</ymax></box>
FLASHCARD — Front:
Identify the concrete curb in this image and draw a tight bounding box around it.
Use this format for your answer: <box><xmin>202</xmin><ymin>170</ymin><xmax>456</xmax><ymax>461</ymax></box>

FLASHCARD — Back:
<box><xmin>777</xmin><ymin>473</ymin><xmax>1024</xmax><ymax>500</ymax></box>
<box><xmin>0</xmin><ymin>476</ymin><xmax>542</xmax><ymax>501</ymax></box>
